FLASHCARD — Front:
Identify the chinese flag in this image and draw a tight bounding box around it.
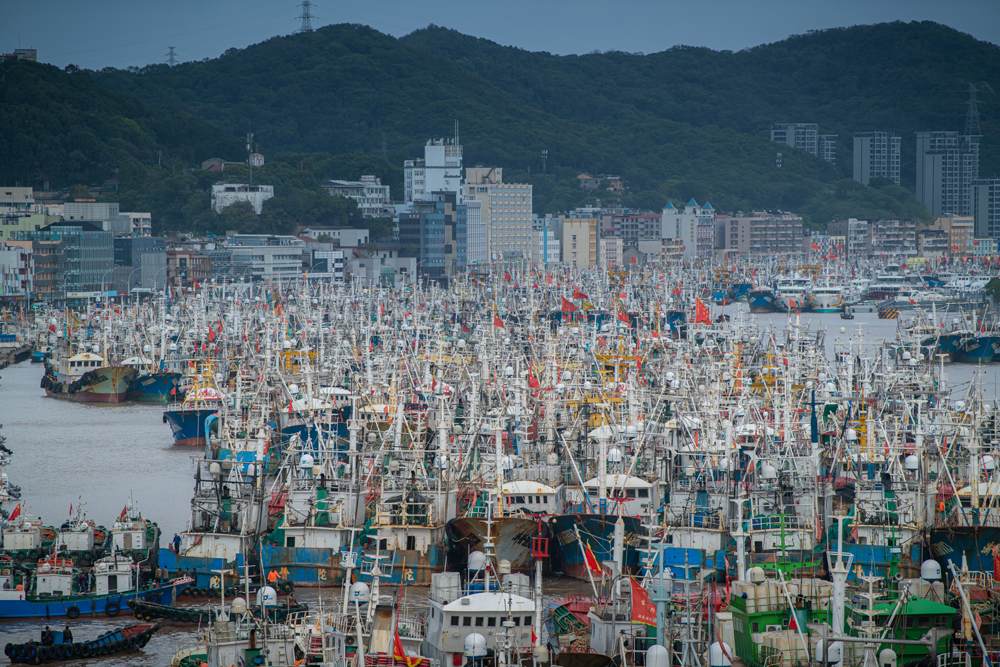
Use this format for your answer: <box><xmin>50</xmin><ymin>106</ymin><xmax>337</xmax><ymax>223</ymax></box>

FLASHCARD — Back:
<box><xmin>493</xmin><ymin>315</ymin><xmax>505</xmax><ymax>328</ymax></box>
<box><xmin>208</xmin><ymin>327</ymin><xmax>215</xmax><ymax>343</ymax></box>
<box><xmin>695</xmin><ymin>297</ymin><xmax>711</xmax><ymax>324</ymax></box>
<box><xmin>573</xmin><ymin>289</ymin><xmax>588</xmax><ymax>300</ymax></box>
<box><xmin>462</xmin><ymin>324</ymin><xmax>470</xmax><ymax>332</ymax></box>
<box><xmin>673</xmin><ymin>287</ymin><xmax>681</xmax><ymax>295</ymax></box>
<box><xmin>9</xmin><ymin>504</ymin><xmax>20</xmax><ymax>521</ymax></box>
<box><xmin>617</xmin><ymin>311</ymin><xmax>629</xmax><ymax>324</ymax></box>
<box><xmin>584</xmin><ymin>541</ymin><xmax>603</xmax><ymax>574</ymax></box>
<box><xmin>629</xmin><ymin>577</ymin><xmax>656</xmax><ymax>625</ymax></box>
<box><xmin>504</xmin><ymin>272</ymin><xmax>512</xmax><ymax>281</ymax></box>
<box><xmin>393</xmin><ymin>629</ymin><xmax>421</xmax><ymax>667</ymax></box>
<box><xmin>811</xmin><ymin>242</ymin><xmax>820</xmax><ymax>250</ymax></box>
<box><xmin>119</xmin><ymin>505</ymin><xmax>128</xmax><ymax>520</ymax></box>
<box><xmin>561</xmin><ymin>297</ymin><xmax>579</xmax><ymax>313</ymax></box>
<box><xmin>48</xmin><ymin>324</ymin><xmax>56</xmax><ymax>332</ymax></box>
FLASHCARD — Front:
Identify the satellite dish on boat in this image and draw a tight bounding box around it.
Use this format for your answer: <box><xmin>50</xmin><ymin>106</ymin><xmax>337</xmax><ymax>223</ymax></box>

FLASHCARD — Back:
<box><xmin>904</xmin><ymin>455</ymin><xmax>919</xmax><ymax>471</ymax></box>
<box><xmin>920</xmin><ymin>560</ymin><xmax>941</xmax><ymax>581</ymax></box>
<box><xmin>760</xmin><ymin>463</ymin><xmax>777</xmax><ymax>480</ymax></box>
<box><xmin>299</xmin><ymin>454</ymin><xmax>315</xmax><ymax>469</ymax></box>
<box><xmin>709</xmin><ymin>642</ymin><xmax>733</xmax><ymax>667</ymax></box>
<box><xmin>349</xmin><ymin>582</ymin><xmax>370</xmax><ymax>603</ymax></box>
<box><xmin>498</xmin><ymin>559</ymin><xmax>511</xmax><ymax>575</ymax></box>
<box><xmin>985</xmin><ymin>455</ymin><xmax>997</xmax><ymax>472</ymax></box>
<box><xmin>815</xmin><ymin>640</ymin><xmax>843</xmax><ymax>666</ymax></box>
<box><xmin>230</xmin><ymin>597</ymin><xmax>247</xmax><ymax>615</ymax></box>
<box><xmin>647</xmin><ymin>645</ymin><xmax>669</xmax><ymax>667</ymax></box>
<box><xmin>467</xmin><ymin>551</ymin><xmax>487</xmax><ymax>572</ymax></box>
<box><xmin>747</xmin><ymin>566</ymin><xmax>765</xmax><ymax>583</ymax></box>
<box><xmin>608</xmin><ymin>447</ymin><xmax>623</xmax><ymax>463</ymax></box>
<box><xmin>879</xmin><ymin>648</ymin><xmax>897</xmax><ymax>667</ymax></box>
<box><xmin>464</xmin><ymin>633</ymin><xmax>487</xmax><ymax>658</ymax></box>
<box><xmin>257</xmin><ymin>586</ymin><xmax>278</xmax><ymax>607</ymax></box>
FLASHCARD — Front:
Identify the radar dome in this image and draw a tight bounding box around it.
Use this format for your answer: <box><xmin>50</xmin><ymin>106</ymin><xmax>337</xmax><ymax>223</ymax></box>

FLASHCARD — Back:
<box><xmin>904</xmin><ymin>455</ymin><xmax>919</xmax><ymax>471</ymax></box>
<box><xmin>815</xmin><ymin>640</ymin><xmax>843</xmax><ymax>666</ymax></box>
<box><xmin>464</xmin><ymin>633</ymin><xmax>488</xmax><ymax>658</ymax></box>
<box><xmin>747</xmin><ymin>566</ymin><xmax>766</xmax><ymax>583</ymax></box>
<box><xmin>608</xmin><ymin>447</ymin><xmax>623</xmax><ymax>463</ymax></box>
<box><xmin>920</xmin><ymin>560</ymin><xmax>941</xmax><ymax>582</ymax></box>
<box><xmin>710</xmin><ymin>642</ymin><xmax>733</xmax><ymax>667</ymax></box>
<box><xmin>300</xmin><ymin>454</ymin><xmax>315</xmax><ymax>469</ymax></box>
<box><xmin>349</xmin><ymin>582</ymin><xmax>371</xmax><ymax>602</ymax></box>
<box><xmin>468</xmin><ymin>551</ymin><xmax>488</xmax><ymax>572</ymax></box>
<box><xmin>646</xmin><ymin>645</ymin><xmax>670</xmax><ymax>667</ymax></box>
<box><xmin>257</xmin><ymin>586</ymin><xmax>278</xmax><ymax>607</ymax></box>
<box><xmin>230</xmin><ymin>597</ymin><xmax>248</xmax><ymax>615</ymax></box>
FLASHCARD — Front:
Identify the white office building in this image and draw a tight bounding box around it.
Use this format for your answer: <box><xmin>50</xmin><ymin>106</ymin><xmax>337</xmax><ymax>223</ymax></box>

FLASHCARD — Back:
<box><xmin>211</xmin><ymin>184</ymin><xmax>275</xmax><ymax>215</ymax></box>
<box><xmin>404</xmin><ymin>139</ymin><xmax>463</xmax><ymax>204</ymax></box>
<box><xmin>321</xmin><ymin>176</ymin><xmax>392</xmax><ymax>217</ymax></box>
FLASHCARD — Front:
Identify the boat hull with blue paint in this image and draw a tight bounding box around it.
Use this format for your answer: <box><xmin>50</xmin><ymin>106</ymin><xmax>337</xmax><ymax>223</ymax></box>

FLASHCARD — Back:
<box><xmin>129</xmin><ymin>372</ymin><xmax>183</xmax><ymax>403</ymax></box>
<box><xmin>747</xmin><ymin>289</ymin><xmax>775</xmax><ymax>313</ymax></box>
<box><xmin>0</xmin><ymin>580</ymin><xmax>188</xmax><ymax>619</ymax></box>
<box><xmin>163</xmin><ymin>408</ymin><xmax>218</xmax><ymax>447</ymax></box>
<box><xmin>550</xmin><ymin>513</ymin><xmax>643</xmax><ymax>580</ymax></box>
<box><xmin>962</xmin><ymin>335</ymin><xmax>995</xmax><ymax>363</ymax></box>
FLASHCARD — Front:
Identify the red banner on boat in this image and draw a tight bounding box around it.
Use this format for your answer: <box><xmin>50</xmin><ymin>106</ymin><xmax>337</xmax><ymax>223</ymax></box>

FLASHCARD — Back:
<box><xmin>630</xmin><ymin>576</ymin><xmax>656</xmax><ymax>626</ymax></box>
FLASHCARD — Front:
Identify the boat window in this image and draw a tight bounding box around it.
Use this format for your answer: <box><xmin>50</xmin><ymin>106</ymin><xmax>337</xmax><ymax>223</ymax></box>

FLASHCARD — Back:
<box><xmin>917</xmin><ymin>616</ymin><xmax>932</xmax><ymax>628</ymax></box>
<box><xmin>905</xmin><ymin>617</ymin><xmax>914</xmax><ymax>628</ymax></box>
<box><xmin>638</xmin><ymin>489</ymin><xmax>649</xmax><ymax>498</ymax></box>
<box><xmin>527</xmin><ymin>496</ymin><xmax>533</xmax><ymax>504</ymax></box>
<box><xmin>463</xmin><ymin>617</ymin><xmax>471</xmax><ymax>626</ymax></box>
<box><xmin>451</xmin><ymin>616</ymin><xmax>459</xmax><ymax>626</ymax></box>
<box><xmin>516</xmin><ymin>496</ymin><xmax>525</xmax><ymax>503</ymax></box>
<box><xmin>626</xmin><ymin>490</ymin><xmax>636</xmax><ymax>499</ymax></box>
<box><xmin>512</xmin><ymin>617</ymin><xmax>520</xmax><ymax>626</ymax></box>
<box><xmin>488</xmin><ymin>617</ymin><xmax>496</xmax><ymax>627</ymax></box>
<box><xmin>475</xmin><ymin>617</ymin><xmax>483</xmax><ymax>626</ymax></box>
<box><xmin>542</xmin><ymin>497</ymin><xmax>548</xmax><ymax>504</ymax></box>
<box><xmin>936</xmin><ymin>616</ymin><xmax>949</xmax><ymax>628</ymax></box>
<box><xmin>524</xmin><ymin>616</ymin><xmax>532</xmax><ymax>626</ymax></box>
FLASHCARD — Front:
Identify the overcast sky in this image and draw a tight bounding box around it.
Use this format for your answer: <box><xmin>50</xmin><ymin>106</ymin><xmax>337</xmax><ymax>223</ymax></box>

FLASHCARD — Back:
<box><xmin>3</xmin><ymin>0</ymin><xmax>999</xmax><ymax>70</ymax></box>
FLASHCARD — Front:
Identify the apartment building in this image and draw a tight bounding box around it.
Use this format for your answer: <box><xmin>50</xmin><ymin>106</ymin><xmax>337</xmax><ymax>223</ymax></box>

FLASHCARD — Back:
<box><xmin>972</xmin><ymin>179</ymin><xmax>1000</xmax><ymax>241</ymax></box>
<box><xmin>558</xmin><ymin>218</ymin><xmax>599</xmax><ymax>268</ymax></box>
<box><xmin>717</xmin><ymin>211</ymin><xmax>804</xmax><ymax>257</ymax></box>
<box><xmin>322</xmin><ymin>176</ymin><xmax>393</xmax><ymax>218</ymax></box>
<box><xmin>853</xmin><ymin>131</ymin><xmax>901</xmax><ymax>185</ymax></box>
<box><xmin>405</xmin><ymin>139</ymin><xmax>464</xmax><ymax>204</ymax></box>
<box><xmin>929</xmin><ymin>216</ymin><xmax>974</xmax><ymax>256</ymax></box>
<box><xmin>916</xmin><ymin>131</ymin><xmax>979</xmax><ymax>217</ymax></box>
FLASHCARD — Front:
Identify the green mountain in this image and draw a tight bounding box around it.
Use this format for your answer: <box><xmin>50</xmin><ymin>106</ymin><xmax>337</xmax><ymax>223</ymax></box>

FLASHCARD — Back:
<box><xmin>7</xmin><ymin>21</ymin><xmax>997</xmax><ymax>234</ymax></box>
<box><xmin>0</xmin><ymin>60</ymin><xmax>241</xmax><ymax>193</ymax></box>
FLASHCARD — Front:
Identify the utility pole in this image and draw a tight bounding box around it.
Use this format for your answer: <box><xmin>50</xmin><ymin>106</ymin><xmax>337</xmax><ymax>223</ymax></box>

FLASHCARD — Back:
<box><xmin>247</xmin><ymin>128</ymin><xmax>254</xmax><ymax>186</ymax></box>
<box><xmin>165</xmin><ymin>47</ymin><xmax>177</xmax><ymax>66</ymax></box>
<box><xmin>541</xmin><ymin>149</ymin><xmax>548</xmax><ymax>175</ymax></box>
<box><xmin>295</xmin><ymin>1</ymin><xmax>316</xmax><ymax>33</ymax></box>
<box><xmin>381</xmin><ymin>133</ymin><xmax>387</xmax><ymax>159</ymax></box>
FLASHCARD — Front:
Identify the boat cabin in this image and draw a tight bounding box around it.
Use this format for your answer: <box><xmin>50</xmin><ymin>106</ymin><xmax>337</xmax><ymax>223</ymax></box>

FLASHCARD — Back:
<box><xmin>55</xmin><ymin>521</ymin><xmax>95</xmax><ymax>552</ymax></box>
<box><xmin>424</xmin><ymin>591</ymin><xmax>535</xmax><ymax>665</ymax></box>
<box><xmin>502</xmin><ymin>480</ymin><xmax>558</xmax><ymax>514</ymax></box>
<box><xmin>34</xmin><ymin>558</ymin><xmax>76</xmax><ymax>596</ymax></box>
<box><xmin>93</xmin><ymin>557</ymin><xmax>135</xmax><ymax>595</ymax></box>
<box><xmin>2</xmin><ymin>519</ymin><xmax>42</xmax><ymax>551</ymax></box>
<box><xmin>578</xmin><ymin>474</ymin><xmax>654</xmax><ymax>516</ymax></box>
<box><xmin>60</xmin><ymin>352</ymin><xmax>107</xmax><ymax>381</ymax></box>
<box><xmin>111</xmin><ymin>518</ymin><xmax>147</xmax><ymax>552</ymax></box>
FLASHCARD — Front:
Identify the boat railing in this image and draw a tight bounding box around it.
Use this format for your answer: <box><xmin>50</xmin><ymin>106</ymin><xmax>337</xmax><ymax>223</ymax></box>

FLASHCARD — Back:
<box><xmin>667</xmin><ymin>511</ymin><xmax>724</xmax><ymax>530</ymax></box>
<box><xmin>396</xmin><ymin>613</ymin><xmax>426</xmax><ymax>640</ymax></box>
<box><xmin>933</xmin><ymin>510</ymin><xmax>1000</xmax><ymax>529</ymax></box>
<box><xmin>732</xmin><ymin>515</ymin><xmax>813</xmax><ymax>533</ymax></box>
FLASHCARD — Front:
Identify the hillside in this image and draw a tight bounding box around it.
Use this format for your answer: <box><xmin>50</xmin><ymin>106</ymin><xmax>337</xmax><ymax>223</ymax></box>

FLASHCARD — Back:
<box><xmin>0</xmin><ymin>60</ymin><xmax>241</xmax><ymax>193</ymax></box>
<box><xmin>91</xmin><ymin>23</ymin><xmax>845</xmax><ymax>221</ymax></box>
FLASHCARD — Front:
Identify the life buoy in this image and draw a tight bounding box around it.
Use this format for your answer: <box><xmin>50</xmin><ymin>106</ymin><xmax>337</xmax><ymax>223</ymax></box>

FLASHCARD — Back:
<box><xmin>105</xmin><ymin>601</ymin><xmax>120</xmax><ymax>616</ymax></box>
<box><xmin>66</xmin><ymin>605</ymin><xmax>80</xmax><ymax>619</ymax></box>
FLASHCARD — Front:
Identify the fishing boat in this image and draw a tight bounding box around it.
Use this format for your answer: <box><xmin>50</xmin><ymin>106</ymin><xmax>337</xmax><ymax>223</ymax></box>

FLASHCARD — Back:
<box><xmin>810</xmin><ymin>283</ymin><xmax>844</xmax><ymax>313</ymax></box>
<box><xmin>162</xmin><ymin>369</ymin><xmax>224</xmax><ymax>446</ymax></box>
<box><xmin>0</xmin><ymin>554</ymin><xmax>190</xmax><ymax>619</ymax></box>
<box><xmin>40</xmin><ymin>351</ymin><xmax>137</xmax><ymax>403</ymax></box>
<box><xmin>747</xmin><ymin>287</ymin><xmax>775</xmax><ymax>313</ymax></box>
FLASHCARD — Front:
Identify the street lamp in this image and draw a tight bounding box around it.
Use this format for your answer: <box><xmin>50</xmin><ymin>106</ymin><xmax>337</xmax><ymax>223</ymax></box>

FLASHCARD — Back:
<box><xmin>100</xmin><ymin>268</ymin><xmax>115</xmax><ymax>300</ymax></box>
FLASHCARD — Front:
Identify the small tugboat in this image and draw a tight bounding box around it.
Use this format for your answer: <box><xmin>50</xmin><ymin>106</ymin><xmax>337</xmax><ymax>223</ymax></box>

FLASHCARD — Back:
<box><xmin>4</xmin><ymin>622</ymin><xmax>161</xmax><ymax>663</ymax></box>
<box><xmin>128</xmin><ymin>592</ymin><xmax>307</xmax><ymax>624</ymax></box>
<box><xmin>840</xmin><ymin>306</ymin><xmax>854</xmax><ymax>320</ymax></box>
<box><xmin>40</xmin><ymin>351</ymin><xmax>138</xmax><ymax>403</ymax></box>
<box><xmin>0</xmin><ymin>553</ymin><xmax>191</xmax><ymax>619</ymax></box>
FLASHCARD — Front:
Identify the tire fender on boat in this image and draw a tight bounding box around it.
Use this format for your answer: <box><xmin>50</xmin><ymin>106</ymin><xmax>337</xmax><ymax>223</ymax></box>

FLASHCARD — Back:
<box><xmin>66</xmin><ymin>605</ymin><xmax>80</xmax><ymax>619</ymax></box>
<box><xmin>105</xmin><ymin>601</ymin><xmax>120</xmax><ymax>617</ymax></box>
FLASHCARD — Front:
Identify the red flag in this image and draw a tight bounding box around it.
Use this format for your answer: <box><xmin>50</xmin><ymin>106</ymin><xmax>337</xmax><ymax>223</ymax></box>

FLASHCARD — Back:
<box><xmin>9</xmin><ymin>504</ymin><xmax>20</xmax><ymax>521</ymax></box>
<box><xmin>69</xmin><ymin>503</ymin><xmax>73</xmax><ymax>515</ymax></box>
<box><xmin>561</xmin><ymin>297</ymin><xmax>579</xmax><ymax>313</ymax></box>
<box><xmin>393</xmin><ymin>628</ymin><xmax>420</xmax><ymax>667</ymax></box>
<box><xmin>194</xmin><ymin>280</ymin><xmax>201</xmax><ymax>288</ymax></box>
<box><xmin>462</xmin><ymin>324</ymin><xmax>470</xmax><ymax>332</ymax></box>
<box><xmin>208</xmin><ymin>327</ymin><xmax>215</xmax><ymax>343</ymax></box>
<box><xmin>48</xmin><ymin>324</ymin><xmax>56</xmax><ymax>332</ymax></box>
<box><xmin>528</xmin><ymin>360</ymin><xmax>540</xmax><ymax>389</ymax></box>
<box><xmin>531</xmin><ymin>628</ymin><xmax>537</xmax><ymax>643</ymax></box>
<box><xmin>811</xmin><ymin>242</ymin><xmax>820</xmax><ymax>250</ymax></box>
<box><xmin>170</xmin><ymin>386</ymin><xmax>176</xmax><ymax>395</ymax></box>
<box><xmin>504</xmin><ymin>272</ymin><xmax>511</xmax><ymax>281</ymax></box>
<box><xmin>493</xmin><ymin>315</ymin><xmax>504</xmax><ymax>328</ymax></box>
<box><xmin>617</xmin><ymin>310</ymin><xmax>629</xmax><ymax>324</ymax></box>
<box><xmin>672</xmin><ymin>287</ymin><xmax>681</xmax><ymax>295</ymax></box>
<box><xmin>695</xmin><ymin>297</ymin><xmax>711</xmax><ymax>324</ymax></box>
<box><xmin>584</xmin><ymin>541</ymin><xmax>602</xmax><ymax>574</ymax></box>
<box><xmin>629</xmin><ymin>576</ymin><xmax>656</xmax><ymax>625</ymax></box>
<box><xmin>119</xmin><ymin>505</ymin><xmax>128</xmax><ymax>520</ymax></box>
<box><xmin>788</xmin><ymin>612</ymin><xmax>799</xmax><ymax>631</ymax></box>
<box><xmin>573</xmin><ymin>289</ymin><xmax>588</xmax><ymax>300</ymax></box>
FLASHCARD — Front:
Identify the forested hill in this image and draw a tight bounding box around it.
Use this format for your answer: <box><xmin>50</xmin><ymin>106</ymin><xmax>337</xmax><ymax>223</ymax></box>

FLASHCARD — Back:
<box><xmin>6</xmin><ymin>21</ymin><xmax>996</xmax><ymax>232</ymax></box>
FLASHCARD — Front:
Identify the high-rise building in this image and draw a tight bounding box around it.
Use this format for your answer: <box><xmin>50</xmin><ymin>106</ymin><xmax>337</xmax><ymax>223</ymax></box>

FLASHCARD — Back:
<box><xmin>397</xmin><ymin>192</ymin><xmax>466</xmax><ymax>279</ymax></box>
<box><xmin>717</xmin><ymin>211</ymin><xmax>803</xmax><ymax>257</ymax></box>
<box><xmin>558</xmin><ymin>218</ymin><xmax>598</xmax><ymax>268</ymax></box>
<box><xmin>916</xmin><ymin>131</ymin><xmax>979</xmax><ymax>217</ymax></box>
<box><xmin>661</xmin><ymin>200</ymin><xmax>715</xmax><ymax>261</ymax></box>
<box><xmin>972</xmin><ymin>179</ymin><xmax>1000</xmax><ymax>240</ymax></box>
<box><xmin>827</xmin><ymin>218</ymin><xmax>869</xmax><ymax>258</ymax></box>
<box><xmin>404</xmin><ymin>139</ymin><xmax>464</xmax><ymax>204</ymax></box>
<box><xmin>853</xmin><ymin>131</ymin><xmax>901</xmax><ymax>185</ymax></box>
<box><xmin>819</xmin><ymin>135</ymin><xmax>837</xmax><ymax>165</ymax></box>
<box><xmin>929</xmin><ymin>216</ymin><xmax>974</xmax><ymax>256</ymax></box>
<box><xmin>462</xmin><ymin>168</ymin><xmax>532</xmax><ymax>259</ymax></box>
<box><xmin>771</xmin><ymin>123</ymin><xmax>818</xmax><ymax>156</ymax></box>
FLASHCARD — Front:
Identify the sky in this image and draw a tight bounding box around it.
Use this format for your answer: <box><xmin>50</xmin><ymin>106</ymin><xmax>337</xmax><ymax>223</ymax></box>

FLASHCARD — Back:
<box><xmin>3</xmin><ymin>0</ymin><xmax>999</xmax><ymax>70</ymax></box>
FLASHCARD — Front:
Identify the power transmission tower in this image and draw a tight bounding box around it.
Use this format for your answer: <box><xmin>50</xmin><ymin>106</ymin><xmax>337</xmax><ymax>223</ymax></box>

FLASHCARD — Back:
<box><xmin>165</xmin><ymin>47</ymin><xmax>178</xmax><ymax>66</ymax></box>
<box><xmin>965</xmin><ymin>83</ymin><xmax>982</xmax><ymax>137</ymax></box>
<box><xmin>541</xmin><ymin>149</ymin><xmax>548</xmax><ymax>174</ymax></box>
<box><xmin>295</xmin><ymin>1</ymin><xmax>316</xmax><ymax>33</ymax></box>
